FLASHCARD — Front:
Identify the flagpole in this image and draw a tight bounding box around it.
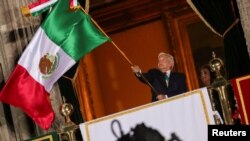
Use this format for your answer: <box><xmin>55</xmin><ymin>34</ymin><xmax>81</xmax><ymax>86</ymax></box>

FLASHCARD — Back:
<box><xmin>79</xmin><ymin>7</ymin><xmax>159</xmax><ymax>95</ymax></box>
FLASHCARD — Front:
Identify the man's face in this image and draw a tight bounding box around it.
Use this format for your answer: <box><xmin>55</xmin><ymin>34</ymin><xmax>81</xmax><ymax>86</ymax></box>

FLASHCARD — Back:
<box><xmin>158</xmin><ymin>55</ymin><xmax>172</xmax><ymax>72</ymax></box>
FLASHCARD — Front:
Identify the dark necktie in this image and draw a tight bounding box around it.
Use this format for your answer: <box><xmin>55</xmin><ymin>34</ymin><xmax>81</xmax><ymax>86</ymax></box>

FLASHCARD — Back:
<box><xmin>164</xmin><ymin>73</ymin><xmax>169</xmax><ymax>87</ymax></box>
<box><xmin>164</xmin><ymin>73</ymin><xmax>169</xmax><ymax>81</ymax></box>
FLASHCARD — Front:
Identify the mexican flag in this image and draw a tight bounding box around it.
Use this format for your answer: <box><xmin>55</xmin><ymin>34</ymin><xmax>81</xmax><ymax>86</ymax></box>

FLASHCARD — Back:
<box><xmin>21</xmin><ymin>0</ymin><xmax>58</xmax><ymax>17</ymax></box>
<box><xmin>0</xmin><ymin>0</ymin><xmax>110</xmax><ymax>130</ymax></box>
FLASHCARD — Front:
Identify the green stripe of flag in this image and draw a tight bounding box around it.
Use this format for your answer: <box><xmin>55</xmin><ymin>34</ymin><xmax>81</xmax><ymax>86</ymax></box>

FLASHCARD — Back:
<box><xmin>41</xmin><ymin>0</ymin><xmax>110</xmax><ymax>61</ymax></box>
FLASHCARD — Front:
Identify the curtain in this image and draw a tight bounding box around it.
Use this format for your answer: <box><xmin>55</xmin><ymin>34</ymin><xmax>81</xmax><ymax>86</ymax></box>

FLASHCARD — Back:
<box><xmin>187</xmin><ymin>0</ymin><xmax>250</xmax><ymax>79</ymax></box>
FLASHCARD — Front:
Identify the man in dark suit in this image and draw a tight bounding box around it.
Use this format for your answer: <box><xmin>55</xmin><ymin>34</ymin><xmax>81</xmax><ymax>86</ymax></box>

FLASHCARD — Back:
<box><xmin>131</xmin><ymin>52</ymin><xmax>187</xmax><ymax>102</ymax></box>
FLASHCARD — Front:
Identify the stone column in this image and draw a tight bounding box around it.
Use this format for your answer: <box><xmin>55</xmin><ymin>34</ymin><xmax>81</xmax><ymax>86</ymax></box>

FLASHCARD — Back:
<box><xmin>236</xmin><ymin>0</ymin><xmax>250</xmax><ymax>59</ymax></box>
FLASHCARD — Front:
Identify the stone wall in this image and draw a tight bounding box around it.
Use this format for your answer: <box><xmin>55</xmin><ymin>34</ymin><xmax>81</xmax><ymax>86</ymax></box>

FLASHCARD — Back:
<box><xmin>236</xmin><ymin>0</ymin><xmax>250</xmax><ymax>59</ymax></box>
<box><xmin>0</xmin><ymin>0</ymin><xmax>64</xmax><ymax>140</ymax></box>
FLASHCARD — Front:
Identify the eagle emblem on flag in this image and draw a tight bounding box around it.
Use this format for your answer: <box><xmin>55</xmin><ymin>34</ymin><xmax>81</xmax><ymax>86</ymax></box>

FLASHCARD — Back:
<box><xmin>39</xmin><ymin>53</ymin><xmax>59</xmax><ymax>77</ymax></box>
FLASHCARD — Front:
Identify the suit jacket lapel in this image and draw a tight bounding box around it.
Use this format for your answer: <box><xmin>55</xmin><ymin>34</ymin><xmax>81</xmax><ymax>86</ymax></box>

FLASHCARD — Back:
<box><xmin>159</xmin><ymin>72</ymin><xmax>167</xmax><ymax>87</ymax></box>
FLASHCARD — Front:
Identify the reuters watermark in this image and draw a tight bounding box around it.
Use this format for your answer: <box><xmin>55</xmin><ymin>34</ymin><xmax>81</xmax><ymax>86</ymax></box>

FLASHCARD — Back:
<box><xmin>208</xmin><ymin>125</ymin><xmax>249</xmax><ymax>140</ymax></box>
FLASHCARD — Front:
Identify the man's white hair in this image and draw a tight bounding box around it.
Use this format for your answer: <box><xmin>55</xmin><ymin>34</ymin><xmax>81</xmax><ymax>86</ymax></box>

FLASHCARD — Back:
<box><xmin>158</xmin><ymin>52</ymin><xmax>174</xmax><ymax>68</ymax></box>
